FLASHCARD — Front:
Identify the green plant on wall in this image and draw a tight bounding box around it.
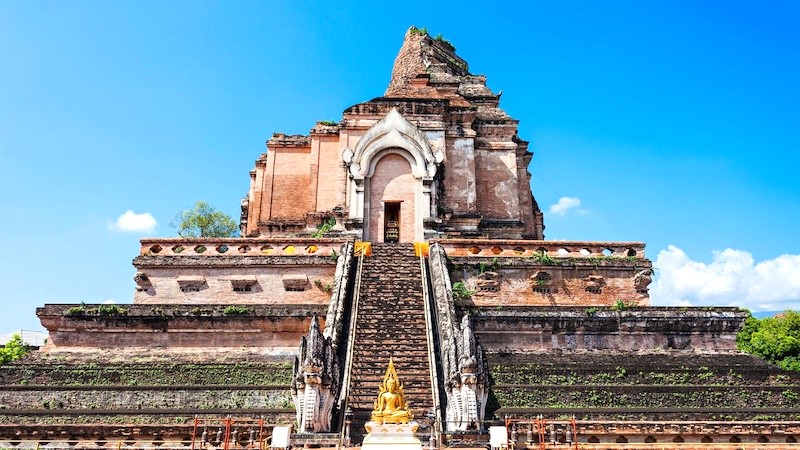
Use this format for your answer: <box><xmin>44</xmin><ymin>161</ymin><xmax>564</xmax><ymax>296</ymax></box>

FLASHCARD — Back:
<box><xmin>530</xmin><ymin>251</ymin><xmax>555</xmax><ymax>265</ymax></box>
<box><xmin>95</xmin><ymin>305</ymin><xmax>127</xmax><ymax>315</ymax></box>
<box><xmin>479</xmin><ymin>257</ymin><xmax>500</xmax><ymax>274</ymax></box>
<box><xmin>66</xmin><ymin>303</ymin><xmax>87</xmax><ymax>316</ymax></box>
<box><xmin>452</xmin><ymin>281</ymin><xmax>475</xmax><ymax>299</ymax></box>
<box><xmin>223</xmin><ymin>306</ymin><xmax>252</xmax><ymax>316</ymax></box>
<box><xmin>311</xmin><ymin>217</ymin><xmax>336</xmax><ymax>238</ymax></box>
<box><xmin>433</xmin><ymin>33</ymin><xmax>455</xmax><ymax>49</ymax></box>
<box><xmin>66</xmin><ymin>303</ymin><xmax>127</xmax><ymax>316</ymax></box>
<box><xmin>314</xmin><ymin>279</ymin><xmax>333</xmax><ymax>294</ymax></box>
<box><xmin>611</xmin><ymin>299</ymin><xmax>627</xmax><ymax>311</ymax></box>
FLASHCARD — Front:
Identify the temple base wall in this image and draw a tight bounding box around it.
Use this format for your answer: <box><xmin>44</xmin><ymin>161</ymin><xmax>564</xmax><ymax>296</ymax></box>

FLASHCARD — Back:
<box><xmin>37</xmin><ymin>304</ymin><xmax>326</xmax><ymax>349</ymax></box>
<box><xmin>473</xmin><ymin>307</ymin><xmax>746</xmax><ymax>353</ymax></box>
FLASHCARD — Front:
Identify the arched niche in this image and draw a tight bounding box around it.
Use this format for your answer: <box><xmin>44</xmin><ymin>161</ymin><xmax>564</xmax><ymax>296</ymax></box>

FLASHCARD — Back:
<box><xmin>343</xmin><ymin>108</ymin><xmax>442</xmax><ymax>242</ymax></box>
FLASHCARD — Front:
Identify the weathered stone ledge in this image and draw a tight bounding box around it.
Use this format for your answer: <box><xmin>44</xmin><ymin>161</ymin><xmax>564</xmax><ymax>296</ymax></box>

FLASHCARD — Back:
<box><xmin>133</xmin><ymin>255</ymin><xmax>338</xmax><ymax>267</ymax></box>
<box><xmin>38</xmin><ymin>303</ymin><xmax>326</xmax><ymax>318</ymax></box>
<box><xmin>139</xmin><ymin>237</ymin><xmax>348</xmax><ymax>257</ymax></box>
<box><xmin>433</xmin><ymin>238</ymin><xmax>647</xmax><ymax>258</ymax></box>
<box><xmin>268</xmin><ymin>133</ymin><xmax>311</xmax><ymax>146</ymax></box>
<box><xmin>452</xmin><ymin>256</ymin><xmax>651</xmax><ymax>269</ymax></box>
<box><xmin>0</xmin><ymin>386</ymin><xmax>292</xmax><ymax>410</ymax></box>
<box><xmin>489</xmin><ymin>364</ymin><xmax>792</xmax><ymax>386</ymax></box>
<box><xmin>490</xmin><ymin>385</ymin><xmax>800</xmax><ymax>409</ymax></box>
<box><xmin>344</xmin><ymin>99</ymin><xmax>451</xmax><ymax>119</ymax></box>
<box><xmin>472</xmin><ymin>306</ymin><xmax>746</xmax><ymax>319</ymax></box>
<box><xmin>0</xmin><ymin>361</ymin><xmax>293</xmax><ymax>386</ymax></box>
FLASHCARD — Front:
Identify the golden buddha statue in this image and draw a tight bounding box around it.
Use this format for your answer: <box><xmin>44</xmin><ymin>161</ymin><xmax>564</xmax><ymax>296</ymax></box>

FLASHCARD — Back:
<box><xmin>371</xmin><ymin>358</ymin><xmax>413</xmax><ymax>424</ymax></box>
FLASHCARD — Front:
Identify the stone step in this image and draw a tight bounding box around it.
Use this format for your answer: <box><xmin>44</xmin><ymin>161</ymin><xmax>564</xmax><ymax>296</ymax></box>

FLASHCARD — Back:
<box><xmin>349</xmin><ymin>377</ymin><xmax>431</xmax><ymax>384</ymax></box>
<box><xmin>351</xmin><ymin>348</ymin><xmax>428</xmax><ymax>354</ymax></box>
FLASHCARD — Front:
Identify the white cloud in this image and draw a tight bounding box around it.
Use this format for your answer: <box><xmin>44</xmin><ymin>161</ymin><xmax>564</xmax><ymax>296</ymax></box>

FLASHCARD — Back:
<box><xmin>650</xmin><ymin>245</ymin><xmax>800</xmax><ymax>312</ymax></box>
<box><xmin>548</xmin><ymin>196</ymin><xmax>582</xmax><ymax>216</ymax></box>
<box><xmin>109</xmin><ymin>210</ymin><xmax>157</xmax><ymax>233</ymax></box>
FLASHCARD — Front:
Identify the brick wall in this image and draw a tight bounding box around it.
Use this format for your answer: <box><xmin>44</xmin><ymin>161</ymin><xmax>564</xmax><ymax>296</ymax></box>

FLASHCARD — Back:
<box><xmin>457</xmin><ymin>266</ymin><xmax>648</xmax><ymax>307</ymax></box>
<box><xmin>314</xmin><ymin>137</ymin><xmax>347</xmax><ymax>212</ymax></box>
<box><xmin>475</xmin><ymin>149</ymin><xmax>521</xmax><ymax>220</ymax></box>
<box><xmin>270</xmin><ymin>147</ymin><xmax>313</xmax><ymax>219</ymax></box>
<box><xmin>134</xmin><ymin>266</ymin><xmax>334</xmax><ymax>305</ymax></box>
<box><xmin>443</xmin><ymin>137</ymin><xmax>478</xmax><ymax>213</ymax></box>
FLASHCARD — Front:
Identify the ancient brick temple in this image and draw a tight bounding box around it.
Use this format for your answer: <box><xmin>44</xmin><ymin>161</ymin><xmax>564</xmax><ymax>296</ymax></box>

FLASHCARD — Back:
<box><xmin>241</xmin><ymin>29</ymin><xmax>543</xmax><ymax>243</ymax></box>
<box><xmin>2</xmin><ymin>28</ymin><xmax>798</xmax><ymax>449</ymax></box>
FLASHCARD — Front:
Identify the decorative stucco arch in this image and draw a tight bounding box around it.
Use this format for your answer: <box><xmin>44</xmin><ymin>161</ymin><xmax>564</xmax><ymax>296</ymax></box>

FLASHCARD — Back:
<box><xmin>342</xmin><ymin>108</ymin><xmax>443</xmax><ymax>242</ymax></box>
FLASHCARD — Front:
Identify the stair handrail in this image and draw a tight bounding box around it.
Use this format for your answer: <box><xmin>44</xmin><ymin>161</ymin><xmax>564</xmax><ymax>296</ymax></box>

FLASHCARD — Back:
<box><xmin>420</xmin><ymin>252</ymin><xmax>443</xmax><ymax>447</ymax></box>
<box><xmin>324</xmin><ymin>241</ymin><xmax>356</xmax><ymax>347</ymax></box>
<box><xmin>427</xmin><ymin>242</ymin><xmax>463</xmax><ymax>435</ymax></box>
<box><xmin>337</xmin><ymin>252</ymin><xmax>365</xmax><ymax>447</ymax></box>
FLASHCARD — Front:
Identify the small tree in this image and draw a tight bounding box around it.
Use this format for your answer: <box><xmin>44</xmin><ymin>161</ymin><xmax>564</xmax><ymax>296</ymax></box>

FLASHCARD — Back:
<box><xmin>1</xmin><ymin>334</ymin><xmax>30</xmax><ymax>365</ymax></box>
<box><xmin>170</xmin><ymin>201</ymin><xmax>239</xmax><ymax>238</ymax></box>
<box><xmin>737</xmin><ymin>310</ymin><xmax>800</xmax><ymax>371</ymax></box>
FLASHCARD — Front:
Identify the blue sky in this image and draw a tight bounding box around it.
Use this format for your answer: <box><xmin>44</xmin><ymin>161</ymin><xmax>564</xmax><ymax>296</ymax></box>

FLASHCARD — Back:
<box><xmin>1</xmin><ymin>1</ymin><xmax>799</xmax><ymax>336</ymax></box>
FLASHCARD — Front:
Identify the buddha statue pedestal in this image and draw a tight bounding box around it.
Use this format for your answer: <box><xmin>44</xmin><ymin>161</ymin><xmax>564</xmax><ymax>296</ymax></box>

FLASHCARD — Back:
<box><xmin>362</xmin><ymin>421</ymin><xmax>422</xmax><ymax>450</ymax></box>
<box><xmin>362</xmin><ymin>358</ymin><xmax>423</xmax><ymax>450</ymax></box>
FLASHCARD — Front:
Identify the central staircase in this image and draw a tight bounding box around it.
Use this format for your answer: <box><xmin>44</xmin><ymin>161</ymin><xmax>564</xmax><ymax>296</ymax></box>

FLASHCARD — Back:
<box><xmin>346</xmin><ymin>243</ymin><xmax>434</xmax><ymax>443</ymax></box>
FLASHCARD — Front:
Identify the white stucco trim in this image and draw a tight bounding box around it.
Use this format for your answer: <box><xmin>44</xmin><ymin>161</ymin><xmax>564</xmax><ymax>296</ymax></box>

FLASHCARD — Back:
<box><xmin>347</xmin><ymin>108</ymin><xmax>442</xmax><ymax>180</ymax></box>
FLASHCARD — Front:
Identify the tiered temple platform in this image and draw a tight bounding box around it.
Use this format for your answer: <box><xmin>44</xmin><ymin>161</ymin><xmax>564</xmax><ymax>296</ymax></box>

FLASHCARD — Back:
<box><xmin>3</xmin><ymin>29</ymin><xmax>799</xmax><ymax>449</ymax></box>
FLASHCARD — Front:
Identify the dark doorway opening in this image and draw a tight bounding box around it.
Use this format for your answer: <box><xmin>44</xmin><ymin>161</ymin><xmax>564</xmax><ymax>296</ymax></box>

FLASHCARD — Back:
<box><xmin>384</xmin><ymin>202</ymin><xmax>400</xmax><ymax>243</ymax></box>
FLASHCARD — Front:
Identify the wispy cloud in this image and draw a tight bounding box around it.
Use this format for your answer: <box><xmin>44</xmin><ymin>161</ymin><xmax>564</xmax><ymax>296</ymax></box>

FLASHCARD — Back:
<box><xmin>548</xmin><ymin>196</ymin><xmax>583</xmax><ymax>216</ymax></box>
<box><xmin>109</xmin><ymin>210</ymin><xmax>157</xmax><ymax>233</ymax></box>
<box><xmin>651</xmin><ymin>245</ymin><xmax>800</xmax><ymax>312</ymax></box>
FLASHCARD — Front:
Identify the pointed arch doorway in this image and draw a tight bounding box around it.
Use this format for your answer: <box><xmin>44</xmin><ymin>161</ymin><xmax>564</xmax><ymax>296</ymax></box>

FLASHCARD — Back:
<box><xmin>367</xmin><ymin>151</ymin><xmax>416</xmax><ymax>243</ymax></box>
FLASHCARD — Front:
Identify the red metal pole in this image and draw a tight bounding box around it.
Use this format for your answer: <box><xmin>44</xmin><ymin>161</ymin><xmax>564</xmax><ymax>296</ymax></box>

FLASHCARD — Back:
<box><xmin>223</xmin><ymin>417</ymin><xmax>231</xmax><ymax>450</ymax></box>
<box><xmin>571</xmin><ymin>417</ymin><xmax>578</xmax><ymax>450</ymax></box>
<box><xmin>191</xmin><ymin>417</ymin><xmax>199</xmax><ymax>450</ymax></box>
<box><xmin>538</xmin><ymin>418</ymin><xmax>546</xmax><ymax>450</ymax></box>
<box><xmin>258</xmin><ymin>419</ymin><xmax>264</xmax><ymax>450</ymax></box>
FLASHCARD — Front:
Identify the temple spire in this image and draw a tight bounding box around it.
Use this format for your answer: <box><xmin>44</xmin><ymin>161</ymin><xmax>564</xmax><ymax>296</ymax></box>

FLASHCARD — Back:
<box><xmin>385</xmin><ymin>27</ymin><xmax>470</xmax><ymax>97</ymax></box>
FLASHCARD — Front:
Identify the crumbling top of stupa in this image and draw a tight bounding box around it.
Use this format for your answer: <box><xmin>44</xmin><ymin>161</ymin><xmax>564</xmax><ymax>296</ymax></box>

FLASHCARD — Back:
<box><xmin>384</xmin><ymin>27</ymin><xmax>497</xmax><ymax>103</ymax></box>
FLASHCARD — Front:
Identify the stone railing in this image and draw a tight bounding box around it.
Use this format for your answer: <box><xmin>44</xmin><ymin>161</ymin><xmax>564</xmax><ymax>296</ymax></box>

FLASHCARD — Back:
<box><xmin>139</xmin><ymin>238</ymin><xmax>349</xmax><ymax>257</ymax></box>
<box><xmin>431</xmin><ymin>239</ymin><xmax>647</xmax><ymax>258</ymax></box>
